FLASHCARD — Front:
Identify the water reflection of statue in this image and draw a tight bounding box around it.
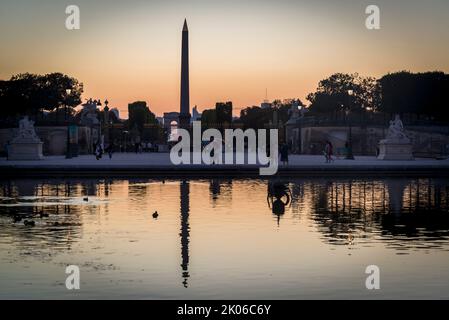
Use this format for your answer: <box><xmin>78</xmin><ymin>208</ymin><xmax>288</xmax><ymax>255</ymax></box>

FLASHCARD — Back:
<box><xmin>386</xmin><ymin>179</ymin><xmax>406</xmax><ymax>215</ymax></box>
<box><xmin>267</xmin><ymin>182</ymin><xmax>291</xmax><ymax>226</ymax></box>
<box><xmin>12</xmin><ymin>116</ymin><xmax>41</xmax><ymax>143</ymax></box>
<box><xmin>386</xmin><ymin>115</ymin><xmax>409</xmax><ymax>142</ymax></box>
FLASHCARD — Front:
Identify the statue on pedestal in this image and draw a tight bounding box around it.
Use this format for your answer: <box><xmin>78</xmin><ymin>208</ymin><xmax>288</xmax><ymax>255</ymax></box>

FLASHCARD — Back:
<box><xmin>12</xmin><ymin>116</ymin><xmax>42</xmax><ymax>143</ymax></box>
<box><xmin>378</xmin><ymin>114</ymin><xmax>413</xmax><ymax>161</ymax></box>
<box><xmin>8</xmin><ymin>116</ymin><xmax>44</xmax><ymax>160</ymax></box>
<box><xmin>385</xmin><ymin>114</ymin><xmax>410</xmax><ymax>143</ymax></box>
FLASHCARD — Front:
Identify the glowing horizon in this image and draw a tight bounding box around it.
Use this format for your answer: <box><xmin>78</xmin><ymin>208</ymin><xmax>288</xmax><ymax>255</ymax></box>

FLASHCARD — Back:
<box><xmin>1</xmin><ymin>0</ymin><xmax>449</xmax><ymax>118</ymax></box>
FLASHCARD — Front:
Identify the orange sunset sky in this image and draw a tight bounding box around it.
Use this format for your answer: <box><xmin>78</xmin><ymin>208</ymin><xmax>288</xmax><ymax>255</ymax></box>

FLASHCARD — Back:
<box><xmin>1</xmin><ymin>0</ymin><xmax>449</xmax><ymax>118</ymax></box>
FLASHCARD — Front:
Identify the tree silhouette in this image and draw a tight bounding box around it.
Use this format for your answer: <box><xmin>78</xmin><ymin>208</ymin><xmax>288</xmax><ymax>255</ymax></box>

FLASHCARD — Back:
<box><xmin>127</xmin><ymin>101</ymin><xmax>158</xmax><ymax>134</ymax></box>
<box><xmin>307</xmin><ymin>73</ymin><xmax>379</xmax><ymax>119</ymax></box>
<box><xmin>0</xmin><ymin>73</ymin><xmax>83</xmax><ymax>117</ymax></box>
<box><xmin>378</xmin><ymin>71</ymin><xmax>449</xmax><ymax>120</ymax></box>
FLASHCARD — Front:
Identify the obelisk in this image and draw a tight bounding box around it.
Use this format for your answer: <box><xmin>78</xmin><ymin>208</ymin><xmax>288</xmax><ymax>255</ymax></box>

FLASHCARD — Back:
<box><xmin>179</xmin><ymin>19</ymin><xmax>191</xmax><ymax>128</ymax></box>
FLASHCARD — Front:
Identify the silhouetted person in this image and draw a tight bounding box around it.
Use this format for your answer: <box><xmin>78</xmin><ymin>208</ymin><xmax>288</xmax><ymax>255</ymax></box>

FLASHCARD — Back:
<box><xmin>4</xmin><ymin>141</ymin><xmax>10</xmax><ymax>160</ymax></box>
<box><xmin>324</xmin><ymin>140</ymin><xmax>333</xmax><ymax>163</ymax></box>
<box><xmin>106</xmin><ymin>142</ymin><xmax>114</xmax><ymax>159</ymax></box>
<box><xmin>280</xmin><ymin>143</ymin><xmax>289</xmax><ymax>166</ymax></box>
<box><xmin>95</xmin><ymin>143</ymin><xmax>103</xmax><ymax>160</ymax></box>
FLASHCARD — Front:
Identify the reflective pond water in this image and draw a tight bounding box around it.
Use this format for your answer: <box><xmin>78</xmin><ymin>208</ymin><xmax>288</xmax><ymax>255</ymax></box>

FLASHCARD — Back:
<box><xmin>1</xmin><ymin>177</ymin><xmax>449</xmax><ymax>299</ymax></box>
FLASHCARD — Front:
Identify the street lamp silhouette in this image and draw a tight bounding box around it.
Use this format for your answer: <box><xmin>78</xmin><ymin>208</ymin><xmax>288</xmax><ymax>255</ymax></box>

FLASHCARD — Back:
<box><xmin>65</xmin><ymin>88</ymin><xmax>72</xmax><ymax>159</ymax></box>
<box><xmin>103</xmin><ymin>99</ymin><xmax>110</xmax><ymax>145</ymax></box>
<box><xmin>345</xmin><ymin>89</ymin><xmax>355</xmax><ymax>160</ymax></box>
<box><xmin>64</xmin><ymin>88</ymin><xmax>72</xmax><ymax>121</ymax></box>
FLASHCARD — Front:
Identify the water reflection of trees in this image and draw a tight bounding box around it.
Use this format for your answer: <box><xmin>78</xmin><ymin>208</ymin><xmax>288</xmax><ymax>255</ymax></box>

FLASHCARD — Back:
<box><xmin>302</xmin><ymin>178</ymin><xmax>449</xmax><ymax>249</ymax></box>
<box><xmin>0</xmin><ymin>179</ymin><xmax>111</xmax><ymax>255</ymax></box>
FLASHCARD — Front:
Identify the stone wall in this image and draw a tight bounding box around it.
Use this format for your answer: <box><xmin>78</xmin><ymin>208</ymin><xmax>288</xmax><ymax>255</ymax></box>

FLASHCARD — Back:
<box><xmin>0</xmin><ymin>126</ymin><xmax>92</xmax><ymax>156</ymax></box>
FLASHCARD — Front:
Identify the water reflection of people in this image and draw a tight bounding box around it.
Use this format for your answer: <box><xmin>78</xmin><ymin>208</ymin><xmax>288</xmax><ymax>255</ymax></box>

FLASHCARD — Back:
<box><xmin>267</xmin><ymin>181</ymin><xmax>291</xmax><ymax>226</ymax></box>
<box><xmin>209</xmin><ymin>179</ymin><xmax>221</xmax><ymax>201</ymax></box>
<box><xmin>209</xmin><ymin>180</ymin><xmax>233</xmax><ymax>204</ymax></box>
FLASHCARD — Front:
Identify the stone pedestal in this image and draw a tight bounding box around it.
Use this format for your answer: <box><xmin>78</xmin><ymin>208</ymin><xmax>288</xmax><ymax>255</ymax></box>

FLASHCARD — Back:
<box><xmin>377</xmin><ymin>115</ymin><xmax>414</xmax><ymax>161</ymax></box>
<box><xmin>8</xmin><ymin>116</ymin><xmax>44</xmax><ymax>161</ymax></box>
<box><xmin>377</xmin><ymin>140</ymin><xmax>413</xmax><ymax>160</ymax></box>
<box><xmin>8</xmin><ymin>142</ymin><xmax>44</xmax><ymax>160</ymax></box>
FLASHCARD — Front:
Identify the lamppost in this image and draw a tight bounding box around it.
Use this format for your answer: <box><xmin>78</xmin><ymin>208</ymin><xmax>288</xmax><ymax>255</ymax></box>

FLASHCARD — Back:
<box><xmin>65</xmin><ymin>88</ymin><xmax>72</xmax><ymax>159</ymax></box>
<box><xmin>64</xmin><ymin>89</ymin><xmax>72</xmax><ymax>121</ymax></box>
<box><xmin>345</xmin><ymin>89</ymin><xmax>355</xmax><ymax>160</ymax></box>
<box><xmin>103</xmin><ymin>99</ymin><xmax>110</xmax><ymax>146</ymax></box>
<box><xmin>123</xmin><ymin>131</ymin><xmax>129</xmax><ymax>152</ymax></box>
<box><xmin>297</xmin><ymin>103</ymin><xmax>303</xmax><ymax>154</ymax></box>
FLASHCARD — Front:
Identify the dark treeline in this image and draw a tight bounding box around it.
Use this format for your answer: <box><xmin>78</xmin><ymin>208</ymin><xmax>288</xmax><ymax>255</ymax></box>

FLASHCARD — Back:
<box><xmin>238</xmin><ymin>71</ymin><xmax>449</xmax><ymax>129</ymax></box>
<box><xmin>1</xmin><ymin>71</ymin><xmax>449</xmax><ymax>129</ymax></box>
<box><xmin>239</xmin><ymin>99</ymin><xmax>304</xmax><ymax>129</ymax></box>
<box><xmin>306</xmin><ymin>71</ymin><xmax>449</xmax><ymax>122</ymax></box>
<box><xmin>201</xmin><ymin>102</ymin><xmax>233</xmax><ymax>130</ymax></box>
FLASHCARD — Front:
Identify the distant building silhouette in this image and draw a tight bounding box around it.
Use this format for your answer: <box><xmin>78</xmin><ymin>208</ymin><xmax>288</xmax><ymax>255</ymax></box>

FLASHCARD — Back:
<box><xmin>261</xmin><ymin>89</ymin><xmax>272</xmax><ymax>109</ymax></box>
<box><xmin>261</xmin><ymin>101</ymin><xmax>272</xmax><ymax>109</ymax></box>
<box><xmin>191</xmin><ymin>106</ymin><xmax>201</xmax><ymax>123</ymax></box>
<box><xmin>163</xmin><ymin>112</ymin><xmax>180</xmax><ymax>129</ymax></box>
